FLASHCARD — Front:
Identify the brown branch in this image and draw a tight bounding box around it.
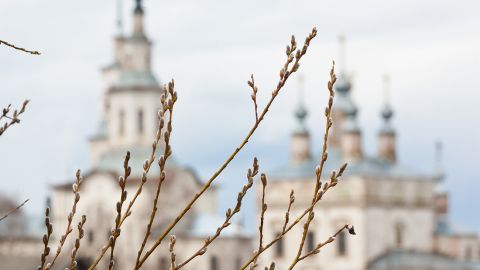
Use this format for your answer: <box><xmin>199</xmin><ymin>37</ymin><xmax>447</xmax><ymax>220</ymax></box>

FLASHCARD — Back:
<box><xmin>250</xmin><ymin>173</ymin><xmax>268</xmax><ymax>270</ymax></box>
<box><xmin>108</xmin><ymin>152</ymin><xmax>132</xmax><ymax>270</ymax></box>
<box><xmin>169</xmin><ymin>235</ymin><xmax>177</xmax><ymax>270</ymax></box>
<box><xmin>287</xmin><ymin>63</ymin><xmax>337</xmax><ymax>270</ymax></box>
<box><xmin>37</xmin><ymin>208</ymin><xmax>52</xmax><ymax>270</ymax></box>
<box><xmin>248</xmin><ymin>74</ymin><xmax>259</xmax><ymax>122</ymax></box>
<box><xmin>69</xmin><ymin>215</ymin><xmax>87</xmax><ymax>270</ymax></box>
<box><xmin>281</xmin><ymin>190</ymin><xmax>295</xmax><ymax>234</ymax></box>
<box><xmin>135</xmin><ymin>80</ymin><xmax>177</xmax><ymax>269</ymax></box>
<box><xmin>297</xmin><ymin>224</ymin><xmax>355</xmax><ymax>262</ymax></box>
<box><xmin>136</xmin><ymin>27</ymin><xmax>318</xmax><ymax>269</ymax></box>
<box><xmin>44</xmin><ymin>170</ymin><xmax>83</xmax><ymax>270</ymax></box>
<box><xmin>0</xmin><ymin>39</ymin><xmax>40</xmax><ymax>55</ymax></box>
<box><xmin>174</xmin><ymin>158</ymin><xmax>259</xmax><ymax>270</ymax></box>
<box><xmin>0</xmin><ymin>199</ymin><xmax>29</xmax><ymax>222</ymax></box>
<box><xmin>0</xmin><ymin>100</ymin><xmax>29</xmax><ymax>137</ymax></box>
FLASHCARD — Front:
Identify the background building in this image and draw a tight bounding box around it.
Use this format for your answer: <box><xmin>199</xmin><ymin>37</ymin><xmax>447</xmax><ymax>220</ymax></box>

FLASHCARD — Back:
<box><xmin>257</xmin><ymin>39</ymin><xmax>480</xmax><ymax>270</ymax></box>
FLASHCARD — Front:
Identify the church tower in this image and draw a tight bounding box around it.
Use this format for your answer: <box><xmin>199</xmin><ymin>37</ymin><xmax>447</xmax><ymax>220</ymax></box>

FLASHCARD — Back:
<box><xmin>290</xmin><ymin>75</ymin><xmax>312</xmax><ymax>165</ymax></box>
<box><xmin>377</xmin><ymin>75</ymin><xmax>396</xmax><ymax>163</ymax></box>
<box><xmin>330</xmin><ymin>36</ymin><xmax>359</xmax><ymax>153</ymax></box>
<box><xmin>89</xmin><ymin>0</ymin><xmax>163</xmax><ymax>165</ymax></box>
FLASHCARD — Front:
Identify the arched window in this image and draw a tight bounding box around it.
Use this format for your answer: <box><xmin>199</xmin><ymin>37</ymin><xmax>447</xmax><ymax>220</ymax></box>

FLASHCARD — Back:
<box><xmin>159</xmin><ymin>257</ymin><xmax>168</xmax><ymax>270</ymax></box>
<box><xmin>119</xmin><ymin>109</ymin><xmax>125</xmax><ymax>136</ymax></box>
<box><xmin>210</xmin><ymin>256</ymin><xmax>218</xmax><ymax>270</ymax></box>
<box><xmin>395</xmin><ymin>222</ymin><xmax>405</xmax><ymax>248</ymax></box>
<box><xmin>137</xmin><ymin>109</ymin><xmax>144</xmax><ymax>134</ymax></box>
<box><xmin>275</xmin><ymin>232</ymin><xmax>284</xmax><ymax>257</ymax></box>
<box><xmin>307</xmin><ymin>231</ymin><xmax>316</xmax><ymax>252</ymax></box>
<box><xmin>337</xmin><ymin>231</ymin><xmax>347</xmax><ymax>256</ymax></box>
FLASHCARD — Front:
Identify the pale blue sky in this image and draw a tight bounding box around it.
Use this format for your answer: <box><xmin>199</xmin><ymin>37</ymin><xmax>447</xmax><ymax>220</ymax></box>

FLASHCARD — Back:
<box><xmin>1</xmin><ymin>0</ymin><xmax>479</xmax><ymax>231</ymax></box>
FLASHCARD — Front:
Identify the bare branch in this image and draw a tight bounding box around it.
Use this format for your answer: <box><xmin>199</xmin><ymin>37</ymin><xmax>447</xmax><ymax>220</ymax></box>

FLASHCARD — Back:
<box><xmin>136</xmin><ymin>27</ymin><xmax>318</xmax><ymax>269</ymax></box>
<box><xmin>0</xmin><ymin>39</ymin><xmax>40</xmax><ymax>55</ymax></box>
<box><xmin>0</xmin><ymin>199</ymin><xmax>29</xmax><ymax>222</ymax></box>
<box><xmin>69</xmin><ymin>215</ymin><xmax>87</xmax><ymax>270</ymax></box>
<box><xmin>0</xmin><ymin>100</ymin><xmax>29</xmax><ymax>137</ymax></box>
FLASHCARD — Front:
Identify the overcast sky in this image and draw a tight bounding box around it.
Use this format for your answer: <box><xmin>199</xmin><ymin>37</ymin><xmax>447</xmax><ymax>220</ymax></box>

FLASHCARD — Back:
<box><xmin>1</xmin><ymin>0</ymin><xmax>479</xmax><ymax>231</ymax></box>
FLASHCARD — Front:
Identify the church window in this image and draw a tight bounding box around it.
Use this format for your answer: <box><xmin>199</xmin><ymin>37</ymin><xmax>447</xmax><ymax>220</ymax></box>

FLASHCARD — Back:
<box><xmin>210</xmin><ymin>256</ymin><xmax>218</xmax><ymax>270</ymax></box>
<box><xmin>307</xmin><ymin>231</ymin><xmax>315</xmax><ymax>252</ymax></box>
<box><xmin>337</xmin><ymin>231</ymin><xmax>347</xmax><ymax>256</ymax></box>
<box><xmin>395</xmin><ymin>222</ymin><xmax>405</xmax><ymax>248</ymax></box>
<box><xmin>137</xmin><ymin>109</ymin><xmax>144</xmax><ymax>134</ymax></box>
<box><xmin>119</xmin><ymin>109</ymin><xmax>125</xmax><ymax>136</ymax></box>
<box><xmin>275</xmin><ymin>232</ymin><xmax>284</xmax><ymax>257</ymax></box>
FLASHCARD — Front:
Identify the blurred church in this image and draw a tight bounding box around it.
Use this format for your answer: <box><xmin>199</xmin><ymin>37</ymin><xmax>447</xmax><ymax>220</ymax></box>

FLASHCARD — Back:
<box><xmin>1</xmin><ymin>0</ymin><xmax>480</xmax><ymax>270</ymax></box>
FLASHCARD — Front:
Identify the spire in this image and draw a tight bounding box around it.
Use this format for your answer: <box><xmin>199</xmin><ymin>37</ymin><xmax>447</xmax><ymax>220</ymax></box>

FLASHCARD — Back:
<box><xmin>132</xmin><ymin>0</ymin><xmax>145</xmax><ymax>35</ymax></box>
<box><xmin>116</xmin><ymin>0</ymin><xmax>124</xmax><ymax>36</ymax></box>
<box><xmin>340</xmin><ymin>106</ymin><xmax>363</xmax><ymax>162</ymax></box>
<box><xmin>294</xmin><ymin>74</ymin><xmax>308</xmax><ymax>133</ymax></box>
<box><xmin>380</xmin><ymin>74</ymin><xmax>394</xmax><ymax>134</ymax></box>
<box><xmin>134</xmin><ymin>0</ymin><xmax>144</xmax><ymax>14</ymax></box>
<box><xmin>290</xmin><ymin>74</ymin><xmax>311</xmax><ymax>165</ymax></box>
<box><xmin>377</xmin><ymin>74</ymin><xmax>396</xmax><ymax>163</ymax></box>
<box><xmin>434</xmin><ymin>140</ymin><xmax>445</xmax><ymax>181</ymax></box>
<box><xmin>335</xmin><ymin>35</ymin><xmax>351</xmax><ymax>95</ymax></box>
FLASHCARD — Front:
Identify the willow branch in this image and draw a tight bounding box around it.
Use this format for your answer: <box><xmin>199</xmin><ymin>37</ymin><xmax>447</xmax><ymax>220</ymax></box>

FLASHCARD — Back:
<box><xmin>287</xmin><ymin>63</ymin><xmax>337</xmax><ymax>270</ymax></box>
<box><xmin>0</xmin><ymin>199</ymin><xmax>29</xmax><ymax>222</ymax></box>
<box><xmin>296</xmin><ymin>224</ymin><xmax>355</xmax><ymax>262</ymax></box>
<box><xmin>37</xmin><ymin>208</ymin><xmax>52</xmax><ymax>270</ymax></box>
<box><xmin>108</xmin><ymin>152</ymin><xmax>132</xmax><ymax>270</ymax></box>
<box><xmin>250</xmin><ymin>173</ymin><xmax>268</xmax><ymax>270</ymax></box>
<box><xmin>135</xmin><ymin>81</ymin><xmax>177</xmax><ymax>269</ymax></box>
<box><xmin>0</xmin><ymin>100</ymin><xmax>29</xmax><ymax>137</ymax></box>
<box><xmin>44</xmin><ymin>170</ymin><xmax>83</xmax><ymax>270</ymax></box>
<box><xmin>0</xmin><ymin>39</ymin><xmax>40</xmax><ymax>55</ymax></box>
<box><xmin>69</xmin><ymin>215</ymin><xmax>87</xmax><ymax>270</ymax></box>
<box><xmin>281</xmin><ymin>190</ymin><xmax>295</xmax><ymax>234</ymax></box>
<box><xmin>136</xmin><ymin>27</ymin><xmax>318</xmax><ymax>269</ymax></box>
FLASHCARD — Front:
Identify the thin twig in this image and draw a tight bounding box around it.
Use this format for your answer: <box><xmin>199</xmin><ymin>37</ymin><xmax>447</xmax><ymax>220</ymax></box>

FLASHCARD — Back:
<box><xmin>0</xmin><ymin>199</ymin><xmax>29</xmax><ymax>222</ymax></box>
<box><xmin>174</xmin><ymin>158</ymin><xmax>259</xmax><ymax>270</ymax></box>
<box><xmin>44</xmin><ymin>170</ymin><xmax>83</xmax><ymax>270</ymax></box>
<box><xmin>0</xmin><ymin>100</ymin><xmax>29</xmax><ymax>137</ymax></box>
<box><xmin>281</xmin><ymin>190</ymin><xmax>295</xmax><ymax>234</ymax></box>
<box><xmin>0</xmin><ymin>39</ymin><xmax>41</xmax><ymax>55</ymax></box>
<box><xmin>135</xmin><ymin>80</ymin><xmax>177</xmax><ymax>269</ymax></box>
<box><xmin>250</xmin><ymin>173</ymin><xmax>268</xmax><ymax>270</ymax></box>
<box><xmin>169</xmin><ymin>235</ymin><xmax>177</xmax><ymax>270</ymax></box>
<box><xmin>297</xmin><ymin>224</ymin><xmax>355</xmax><ymax>262</ymax></box>
<box><xmin>287</xmin><ymin>62</ymin><xmax>337</xmax><ymax>270</ymax></box>
<box><xmin>108</xmin><ymin>152</ymin><xmax>132</xmax><ymax>270</ymax></box>
<box><xmin>37</xmin><ymin>208</ymin><xmax>52</xmax><ymax>270</ymax></box>
<box><xmin>248</xmin><ymin>75</ymin><xmax>259</xmax><ymax>122</ymax></box>
<box><xmin>136</xmin><ymin>27</ymin><xmax>318</xmax><ymax>269</ymax></box>
<box><xmin>69</xmin><ymin>215</ymin><xmax>87</xmax><ymax>270</ymax></box>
